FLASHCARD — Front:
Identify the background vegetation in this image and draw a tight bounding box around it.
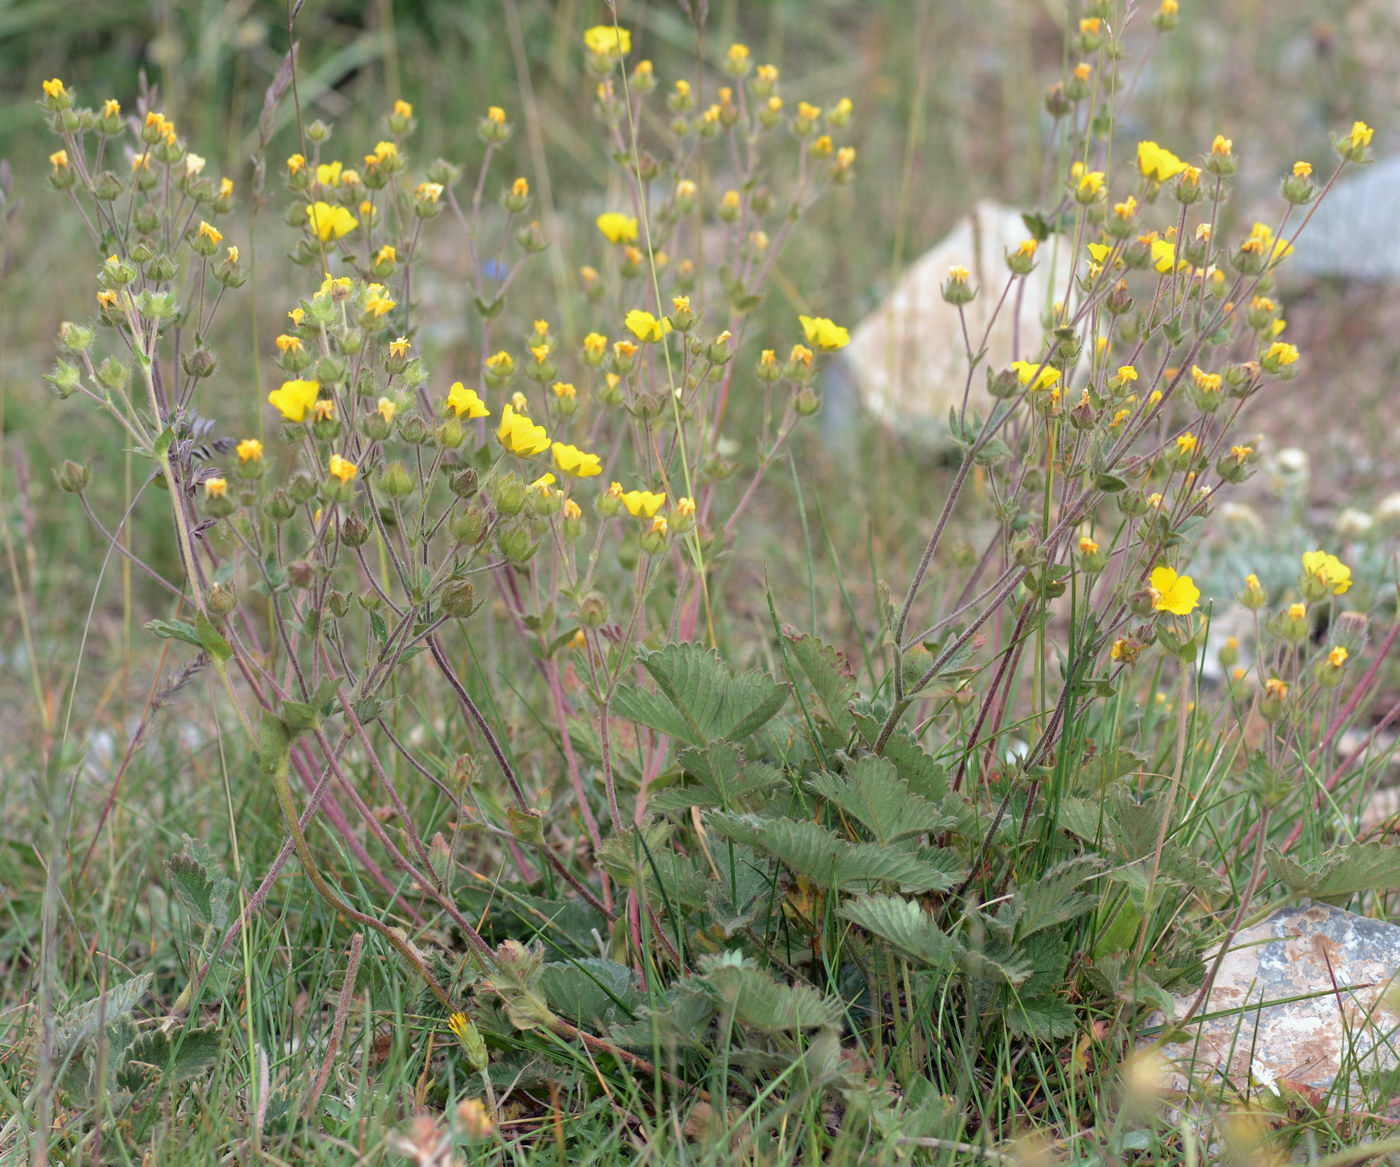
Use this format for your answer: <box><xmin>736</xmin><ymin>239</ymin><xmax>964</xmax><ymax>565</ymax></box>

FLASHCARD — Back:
<box><xmin>3</xmin><ymin>1</ymin><xmax>1399</xmax><ymax>1164</ymax></box>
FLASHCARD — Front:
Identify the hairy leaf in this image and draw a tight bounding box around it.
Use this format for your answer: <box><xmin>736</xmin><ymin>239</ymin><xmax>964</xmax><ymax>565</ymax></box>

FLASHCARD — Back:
<box><xmin>839</xmin><ymin>895</ymin><xmax>961</xmax><ymax>969</ymax></box>
<box><xmin>783</xmin><ymin>630</ymin><xmax>856</xmax><ymax>736</ymax></box>
<box><xmin>1267</xmin><ymin>842</ymin><xmax>1400</xmax><ymax>901</ymax></box>
<box><xmin>808</xmin><ymin>756</ymin><xmax>962</xmax><ymax>844</ymax></box>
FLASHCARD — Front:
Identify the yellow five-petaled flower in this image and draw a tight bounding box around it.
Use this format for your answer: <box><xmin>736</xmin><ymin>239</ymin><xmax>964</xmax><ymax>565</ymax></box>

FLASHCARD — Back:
<box><xmin>327</xmin><ymin>454</ymin><xmax>358</xmax><ymax>484</ymax></box>
<box><xmin>268</xmin><ymin>378</ymin><xmax>321</xmax><ymax>422</ymax></box>
<box><xmin>1148</xmin><ymin>565</ymin><xmax>1200</xmax><ymax>616</ymax></box>
<box><xmin>1137</xmin><ymin>140</ymin><xmax>1188</xmax><ymax>182</ymax></box>
<box><xmin>446</xmin><ymin>382</ymin><xmax>490</xmax><ymax>419</ymax></box>
<box><xmin>624</xmin><ymin>308</ymin><xmax>672</xmax><ymax>342</ymax></box>
<box><xmin>798</xmin><ymin>314</ymin><xmax>849</xmax><ymax>351</ymax></box>
<box><xmin>1302</xmin><ymin>549</ymin><xmax>1352</xmax><ymax>595</ymax></box>
<box><xmin>305</xmin><ymin>201</ymin><xmax>358</xmax><ymax>241</ymax></box>
<box><xmin>496</xmin><ymin>403</ymin><xmax>551</xmax><ymax>457</ymax></box>
<box><xmin>596</xmin><ymin>212</ymin><xmax>639</xmax><ymax>244</ymax></box>
<box><xmin>552</xmin><ymin>442</ymin><xmax>602</xmax><ymax>478</ymax></box>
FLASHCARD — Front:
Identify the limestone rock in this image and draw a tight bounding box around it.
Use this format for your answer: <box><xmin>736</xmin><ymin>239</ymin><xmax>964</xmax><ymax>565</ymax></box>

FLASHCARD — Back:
<box><xmin>1156</xmin><ymin>901</ymin><xmax>1400</xmax><ymax>1105</ymax></box>
<box><xmin>842</xmin><ymin>201</ymin><xmax>1068</xmax><ymax>437</ymax></box>
<box><xmin>1293</xmin><ymin>155</ymin><xmax>1400</xmax><ymax>282</ymax></box>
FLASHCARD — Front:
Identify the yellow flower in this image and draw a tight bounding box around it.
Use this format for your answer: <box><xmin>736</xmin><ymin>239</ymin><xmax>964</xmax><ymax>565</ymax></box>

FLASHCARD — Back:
<box><xmin>375</xmin><ymin>244</ymin><xmax>397</xmax><ymax>266</ymax></box>
<box><xmin>1211</xmin><ymin>135</ymin><xmax>1233</xmax><ymax>158</ymax></box>
<box><xmin>1137</xmin><ymin>140</ymin><xmax>1188</xmax><ymax>182</ymax></box>
<box><xmin>1263</xmin><ymin>340</ymin><xmax>1300</xmax><ymax>368</ymax></box>
<box><xmin>219</xmin><ymin>177</ymin><xmax>234</xmax><ymax>200</ymax></box>
<box><xmin>236</xmin><ymin>438</ymin><xmax>263</xmax><ymax>463</ymax></box>
<box><xmin>389</xmin><ymin>336</ymin><xmax>410</xmax><ymax>359</ymax></box>
<box><xmin>446</xmin><ymin>382</ymin><xmax>490</xmax><ymax>419</ymax></box>
<box><xmin>1080</xmin><ymin>17</ymin><xmax>1101</xmax><ymax>33</ymax></box>
<box><xmin>49</xmin><ymin>150</ymin><xmax>68</xmax><ymax>169</ymax></box>
<box><xmin>625</xmin><ymin>308</ymin><xmax>673</xmax><ymax>342</ymax></box>
<box><xmin>496</xmin><ymin>403</ymin><xmax>551</xmax><ymax>457</ymax></box>
<box><xmin>363</xmin><ymin>286</ymin><xmax>397</xmax><ymax>317</ymax></box>
<box><xmin>1302</xmin><ymin>550</ymin><xmax>1352</xmax><ymax>595</ymax></box>
<box><xmin>1328</xmin><ymin>646</ymin><xmax>1349</xmax><ymax>669</ymax></box>
<box><xmin>621</xmin><ymin>488</ymin><xmax>666</xmax><ymax>518</ymax></box>
<box><xmin>583</xmin><ymin>332</ymin><xmax>607</xmax><ymax>359</ymax></box>
<box><xmin>552</xmin><ymin>381</ymin><xmax>576</xmax><ymax>400</ymax></box>
<box><xmin>596</xmin><ymin>212</ymin><xmax>639</xmax><ymax>244</ymax></box>
<box><xmin>1230</xmin><ymin>444</ymin><xmax>1253</xmax><ymax>464</ymax></box>
<box><xmin>1009</xmin><ymin>361</ymin><xmax>1059</xmax><ymax>391</ymax></box>
<box><xmin>312</xmin><ymin>399</ymin><xmax>336</xmax><ymax>422</ymax></box>
<box><xmin>101</xmin><ymin>98</ymin><xmax>120</xmax><ymax>118</ymax></box>
<box><xmin>1343</xmin><ymin>120</ymin><xmax>1374</xmax><ymax>151</ymax></box>
<box><xmin>1150</xmin><ymin>238</ymin><xmax>1181</xmax><ymax>274</ymax></box>
<box><xmin>1241</xmin><ymin>221</ymin><xmax>1293</xmax><ymax>265</ymax></box>
<box><xmin>1191</xmin><ymin>366</ymin><xmax>1222</xmax><ymax>392</ymax></box>
<box><xmin>1293</xmin><ymin>160</ymin><xmax>1313</xmax><ymax>178</ymax></box>
<box><xmin>1176</xmin><ymin>431</ymin><xmax>1197</xmax><ymax>454</ymax></box>
<box><xmin>268</xmin><ymin>379</ymin><xmax>321</xmax><ymax>422</ymax></box>
<box><xmin>797</xmin><ymin>101</ymin><xmax>822</xmax><ymax>121</ymax></box>
<box><xmin>485</xmin><ymin>351</ymin><xmax>515</xmax><ymax>376</ymax></box>
<box><xmin>287</xmin><ymin>153</ymin><xmax>306</xmax><ymax>175</ymax></box>
<box><xmin>96</xmin><ymin>289</ymin><xmax>118</xmax><ymax>309</ymax></box>
<box><xmin>1117</xmin><ymin>365</ymin><xmax>1138</xmax><ymax>383</ymax></box>
<box><xmin>372</xmin><ymin>141</ymin><xmax>398</xmax><ymax>163</ymax></box>
<box><xmin>584</xmin><ymin>24</ymin><xmax>631</xmax><ymax>55</ymax></box>
<box><xmin>948</xmin><ymin>265</ymin><xmax>970</xmax><ymax>283</ymax></box>
<box><xmin>327</xmin><ymin>454</ymin><xmax>358</xmax><ymax>484</ymax></box>
<box><xmin>1075</xmin><ymin>167</ymin><xmax>1105</xmax><ymax>197</ymax></box>
<box><xmin>1073</xmin><ymin>62</ymin><xmax>1092</xmax><ymax>82</ymax></box>
<box><xmin>1113</xmin><ymin>196</ymin><xmax>1138</xmax><ymax>220</ymax></box>
<box><xmin>376</xmin><ymin>397</ymin><xmax>397</xmax><ymax>425</ymax></box>
<box><xmin>1079</xmin><ymin>536</ymin><xmax>1099</xmax><ymax>554</ymax></box>
<box><xmin>305</xmin><ymin>201</ymin><xmax>359</xmax><ymax>241</ymax></box>
<box><xmin>798</xmin><ymin>315</ymin><xmax>849</xmax><ymax>351</ymax></box>
<box><xmin>316</xmin><ymin>160</ymin><xmax>343</xmax><ymax>186</ymax></box>
<box><xmin>1289</xmin><ymin>602</ymin><xmax>1307</xmax><ymax>621</ymax></box>
<box><xmin>552</xmin><ymin>442</ymin><xmax>602</xmax><ymax>478</ymax></box>
<box><xmin>613</xmin><ymin>340</ymin><xmax>639</xmax><ymax>360</ymax></box>
<box><xmin>315</xmin><ymin>273</ymin><xmax>354</xmax><ymax>301</ymax></box>
<box><xmin>275</xmin><ymin>334</ymin><xmax>303</xmax><ymax>354</ymax></box>
<box><xmin>204</xmin><ymin>476</ymin><xmax>228</xmax><ymax>499</ymax></box>
<box><xmin>415</xmin><ymin>183</ymin><xmax>443</xmax><ymax>204</ymax></box>
<box><xmin>1148</xmin><ymin>566</ymin><xmax>1200</xmax><ymax>616</ymax></box>
<box><xmin>288</xmin><ymin>308</ymin><xmax>306</xmax><ymax>327</ymax></box>
<box><xmin>394</xmin><ymin>99</ymin><xmax>413</xmax><ymax>119</ymax></box>
<box><xmin>529</xmin><ymin>342</ymin><xmax>551</xmax><ymax>364</ymax></box>
<box><xmin>1264</xmin><ymin>677</ymin><xmax>1288</xmax><ymax>700</ymax></box>
<box><xmin>42</xmin><ymin>78</ymin><xmax>67</xmax><ymax>100</ymax></box>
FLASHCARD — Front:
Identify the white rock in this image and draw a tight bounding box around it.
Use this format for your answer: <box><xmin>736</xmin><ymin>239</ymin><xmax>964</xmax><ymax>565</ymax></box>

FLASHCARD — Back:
<box><xmin>1155</xmin><ymin>901</ymin><xmax>1400</xmax><ymax>1108</ymax></box>
<box><xmin>1294</xmin><ymin>155</ymin><xmax>1400</xmax><ymax>282</ymax></box>
<box><xmin>842</xmin><ymin>201</ymin><xmax>1069</xmax><ymax>437</ymax></box>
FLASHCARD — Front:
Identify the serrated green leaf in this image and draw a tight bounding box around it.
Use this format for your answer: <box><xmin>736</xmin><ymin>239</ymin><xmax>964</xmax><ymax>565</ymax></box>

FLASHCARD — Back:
<box><xmin>612</xmin><ymin>643</ymin><xmax>788</xmax><ymax>747</ymax></box>
<box><xmin>1005</xmin><ymin>996</ymin><xmax>1076</xmax><ymax>1040</ymax></box>
<box><xmin>708</xmin><ymin>814</ymin><xmax>959</xmax><ymax>892</ymax></box>
<box><xmin>538</xmin><ymin>958</ymin><xmax>641</xmax><ymax>1027</ymax></box>
<box><xmin>1016</xmin><ymin>857</ymin><xmax>1104</xmax><ymax>940</ymax></box>
<box><xmin>839</xmin><ymin>894</ymin><xmax>961</xmax><ymax>968</ymax></box>
<box><xmin>1267</xmin><ymin>842</ymin><xmax>1400</xmax><ymax>901</ymax></box>
<box><xmin>702</xmin><ymin>954</ymin><xmax>843</xmax><ymax>1032</ymax></box>
<box><xmin>807</xmin><ymin>757</ymin><xmax>962</xmax><ymax>845</ymax></box>
<box><xmin>118</xmin><ymin>1025</ymin><xmax>222</xmax><ymax>1091</ymax></box>
<box><xmin>783</xmin><ymin>630</ymin><xmax>856</xmax><ymax>736</ymax></box>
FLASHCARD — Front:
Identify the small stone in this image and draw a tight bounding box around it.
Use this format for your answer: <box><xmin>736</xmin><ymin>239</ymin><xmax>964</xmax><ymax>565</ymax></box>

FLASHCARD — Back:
<box><xmin>836</xmin><ymin>201</ymin><xmax>1067</xmax><ymax>441</ymax></box>
<box><xmin>1155</xmin><ymin>901</ymin><xmax>1400</xmax><ymax>1108</ymax></box>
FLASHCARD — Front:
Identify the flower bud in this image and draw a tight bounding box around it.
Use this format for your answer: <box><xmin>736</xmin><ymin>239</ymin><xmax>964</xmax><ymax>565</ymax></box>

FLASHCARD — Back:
<box><xmin>341</xmin><ymin>514</ymin><xmax>371</xmax><ymax>547</ymax></box>
<box><xmin>449</xmin><ymin>468</ymin><xmax>480</xmax><ymax>499</ymax></box>
<box><xmin>375</xmin><ymin>461</ymin><xmax>414</xmax><ymax>498</ymax></box>
<box><xmin>398</xmin><ymin>414</ymin><xmax>430</xmax><ymax>445</ymax></box>
<box><xmin>260</xmin><ymin>487</ymin><xmax>294</xmax><ymax>522</ymax></box>
<box><xmin>449</xmin><ymin>505</ymin><xmax>489</xmax><ymax>545</ymax></box>
<box><xmin>496</xmin><ymin>520</ymin><xmax>537</xmax><ymax>565</ymax></box>
<box><xmin>182</xmin><ymin>347</ymin><xmax>217</xmax><ymax>379</ymax></box>
<box><xmin>489</xmin><ymin>470</ymin><xmax>526</xmax><ymax>516</ymax></box>
<box><xmin>440</xmin><ymin>581</ymin><xmax>478</xmax><ymax>618</ymax></box>
<box><xmin>54</xmin><ymin>459</ymin><xmax>90</xmax><ymax>493</ymax></box>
